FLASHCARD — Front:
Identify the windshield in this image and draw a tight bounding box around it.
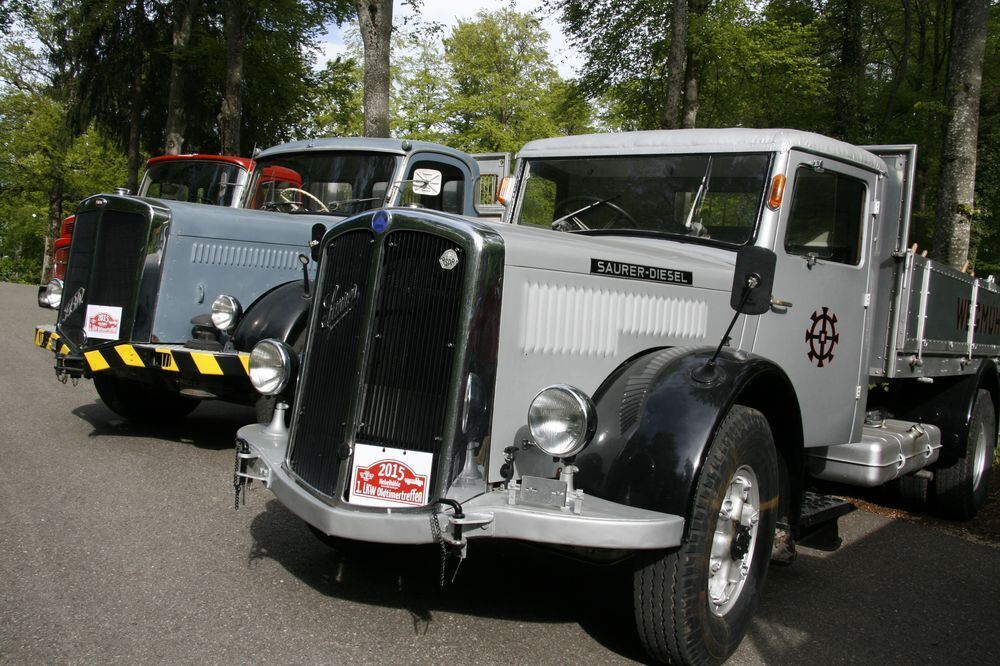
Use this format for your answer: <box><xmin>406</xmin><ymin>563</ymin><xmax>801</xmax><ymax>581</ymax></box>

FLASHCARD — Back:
<box><xmin>246</xmin><ymin>152</ymin><xmax>399</xmax><ymax>214</ymax></box>
<box><xmin>515</xmin><ymin>153</ymin><xmax>771</xmax><ymax>245</ymax></box>
<box><xmin>139</xmin><ymin>161</ymin><xmax>247</xmax><ymax>207</ymax></box>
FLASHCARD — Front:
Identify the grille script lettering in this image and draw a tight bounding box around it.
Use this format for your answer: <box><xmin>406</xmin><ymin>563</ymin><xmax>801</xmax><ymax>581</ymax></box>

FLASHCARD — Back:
<box><xmin>63</xmin><ymin>287</ymin><xmax>86</xmax><ymax>318</ymax></box>
<box><xmin>320</xmin><ymin>283</ymin><xmax>359</xmax><ymax>330</ymax></box>
<box><xmin>591</xmin><ymin>259</ymin><xmax>693</xmax><ymax>285</ymax></box>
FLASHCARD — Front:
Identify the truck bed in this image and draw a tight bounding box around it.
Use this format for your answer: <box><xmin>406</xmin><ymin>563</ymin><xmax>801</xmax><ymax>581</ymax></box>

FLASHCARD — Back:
<box><xmin>865</xmin><ymin>146</ymin><xmax>1000</xmax><ymax>379</ymax></box>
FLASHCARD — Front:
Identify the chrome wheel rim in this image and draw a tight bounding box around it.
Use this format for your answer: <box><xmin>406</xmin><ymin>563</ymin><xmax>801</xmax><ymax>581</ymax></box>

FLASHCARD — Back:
<box><xmin>708</xmin><ymin>465</ymin><xmax>760</xmax><ymax>617</ymax></box>
<box><xmin>971</xmin><ymin>426</ymin><xmax>991</xmax><ymax>491</ymax></box>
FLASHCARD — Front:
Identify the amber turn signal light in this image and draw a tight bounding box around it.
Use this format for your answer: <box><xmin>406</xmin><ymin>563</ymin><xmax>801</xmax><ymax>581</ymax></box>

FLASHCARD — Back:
<box><xmin>767</xmin><ymin>174</ymin><xmax>786</xmax><ymax>210</ymax></box>
<box><xmin>496</xmin><ymin>176</ymin><xmax>514</xmax><ymax>205</ymax></box>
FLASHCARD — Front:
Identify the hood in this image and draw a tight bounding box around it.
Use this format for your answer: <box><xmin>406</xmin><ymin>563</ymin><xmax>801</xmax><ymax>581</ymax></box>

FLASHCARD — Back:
<box><xmin>492</xmin><ymin>223</ymin><xmax>737</xmax><ymax>294</ymax></box>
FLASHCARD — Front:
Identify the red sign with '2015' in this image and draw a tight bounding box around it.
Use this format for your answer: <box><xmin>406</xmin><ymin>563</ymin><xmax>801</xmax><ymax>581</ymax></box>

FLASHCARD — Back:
<box><xmin>348</xmin><ymin>444</ymin><xmax>433</xmax><ymax>508</ymax></box>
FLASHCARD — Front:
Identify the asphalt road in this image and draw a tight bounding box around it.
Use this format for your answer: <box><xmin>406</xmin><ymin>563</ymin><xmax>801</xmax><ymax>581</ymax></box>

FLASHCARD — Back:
<box><xmin>2</xmin><ymin>280</ymin><xmax>999</xmax><ymax>664</ymax></box>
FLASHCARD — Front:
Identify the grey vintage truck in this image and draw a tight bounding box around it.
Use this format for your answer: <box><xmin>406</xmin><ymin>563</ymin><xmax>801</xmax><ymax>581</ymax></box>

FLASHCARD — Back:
<box><xmin>34</xmin><ymin>138</ymin><xmax>506</xmax><ymax>422</ymax></box>
<box><xmin>234</xmin><ymin>129</ymin><xmax>998</xmax><ymax>664</ymax></box>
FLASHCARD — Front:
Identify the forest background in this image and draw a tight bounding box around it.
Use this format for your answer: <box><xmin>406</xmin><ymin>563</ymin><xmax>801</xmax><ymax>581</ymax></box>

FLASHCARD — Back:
<box><xmin>0</xmin><ymin>0</ymin><xmax>996</xmax><ymax>282</ymax></box>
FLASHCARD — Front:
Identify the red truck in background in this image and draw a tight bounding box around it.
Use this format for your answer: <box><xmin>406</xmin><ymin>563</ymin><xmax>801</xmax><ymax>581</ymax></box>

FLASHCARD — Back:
<box><xmin>46</xmin><ymin>154</ymin><xmax>254</xmax><ymax>282</ymax></box>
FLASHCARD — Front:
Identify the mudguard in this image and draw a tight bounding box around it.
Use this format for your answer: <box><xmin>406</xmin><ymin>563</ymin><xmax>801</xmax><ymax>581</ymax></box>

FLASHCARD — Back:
<box><xmin>232</xmin><ymin>280</ymin><xmax>311</xmax><ymax>352</ymax></box>
<box><xmin>575</xmin><ymin>346</ymin><xmax>803</xmax><ymax>534</ymax></box>
<box><xmin>884</xmin><ymin>358</ymin><xmax>1000</xmax><ymax>460</ymax></box>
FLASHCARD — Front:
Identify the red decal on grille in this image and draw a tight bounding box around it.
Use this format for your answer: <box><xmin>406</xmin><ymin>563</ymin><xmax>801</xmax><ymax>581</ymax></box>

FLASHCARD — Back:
<box><xmin>352</xmin><ymin>459</ymin><xmax>428</xmax><ymax>506</ymax></box>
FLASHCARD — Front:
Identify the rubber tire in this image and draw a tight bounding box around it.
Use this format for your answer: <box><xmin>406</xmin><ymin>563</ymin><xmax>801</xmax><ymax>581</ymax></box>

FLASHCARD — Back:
<box><xmin>932</xmin><ymin>389</ymin><xmax>996</xmax><ymax>520</ymax></box>
<box><xmin>93</xmin><ymin>374</ymin><xmax>199</xmax><ymax>423</ymax></box>
<box><xmin>633</xmin><ymin>405</ymin><xmax>779</xmax><ymax>665</ymax></box>
<box><xmin>897</xmin><ymin>474</ymin><xmax>930</xmax><ymax>510</ymax></box>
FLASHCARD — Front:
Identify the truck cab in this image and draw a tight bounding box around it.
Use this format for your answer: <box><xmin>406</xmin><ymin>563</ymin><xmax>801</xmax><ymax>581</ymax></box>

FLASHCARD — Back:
<box><xmin>34</xmin><ymin>138</ymin><xmax>506</xmax><ymax>425</ymax></box>
<box><xmin>234</xmin><ymin>129</ymin><xmax>997</xmax><ymax>664</ymax></box>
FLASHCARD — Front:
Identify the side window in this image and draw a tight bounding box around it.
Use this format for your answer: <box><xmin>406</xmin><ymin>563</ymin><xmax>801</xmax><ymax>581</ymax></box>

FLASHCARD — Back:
<box><xmin>784</xmin><ymin>167</ymin><xmax>866</xmax><ymax>265</ymax></box>
<box><xmin>401</xmin><ymin>161</ymin><xmax>465</xmax><ymax>214</ymax></box>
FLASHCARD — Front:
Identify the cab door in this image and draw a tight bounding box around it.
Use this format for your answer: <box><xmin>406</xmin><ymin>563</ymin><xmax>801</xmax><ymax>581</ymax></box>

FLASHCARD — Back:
<box><xmin>752</xmin><ymin>152</ymin><xmax>880</xmax><ymax>446</ymax></box>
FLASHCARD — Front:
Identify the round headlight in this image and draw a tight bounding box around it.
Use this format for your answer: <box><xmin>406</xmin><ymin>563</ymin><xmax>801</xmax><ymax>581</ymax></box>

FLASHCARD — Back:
<box><xmin>211</xmin><ymin>294</ymin><xmax>242</xmax><ymax>331</ymax></box>
<box><xmin>43</xmin><ymin>278</ymin><xmax>63</xmax><ymax>308</ymax></box>
<box><xmin>248</xmin><ymin>339</ymin><xmax>294</xmax><ymax>396</ymax></box>
<box><xmin>527</xmin><ymin>384</ymin><xmax>596</xmax><ymax>458</ymax></box>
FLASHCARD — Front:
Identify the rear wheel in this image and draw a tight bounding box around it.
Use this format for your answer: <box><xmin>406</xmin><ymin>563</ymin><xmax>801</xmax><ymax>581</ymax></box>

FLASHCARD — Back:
<box><xmin>94</xmin><ymin>374</ymin><xmax>199</xmax><ymax>423</ymax></box>
<box><xmin>633</xmin><ymin>405</ymin><xmax>778</xmax><ymax>665</ymax></box>
<box><xmin>933</xmin><ymin>389</ymin><xmax>996</xmax><ymax>520</ymax></box>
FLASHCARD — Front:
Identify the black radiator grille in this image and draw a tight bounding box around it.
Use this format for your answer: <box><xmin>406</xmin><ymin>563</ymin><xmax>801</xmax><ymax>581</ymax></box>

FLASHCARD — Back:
<box><xmin>287</xmin><ymin>230</ymin><xmax>374</xmax><ymax>497</ymax></box>
<box><xmin>357</xmin><ymin>231</ymin><xmax>466</xmax><ymax>452</ymax></box>
<box><xmin>59</xmin><ymin>209</ymin><xmax>150</xmax><ymax>346</ymax></box>
<box><xmin>287</xmin><ymin>227</ymin><xmax>467</xmax><ymax>499</ymax></box>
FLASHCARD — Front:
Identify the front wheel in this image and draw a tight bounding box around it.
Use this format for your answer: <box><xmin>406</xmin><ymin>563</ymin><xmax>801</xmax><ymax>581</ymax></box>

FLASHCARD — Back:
<box><xmin>94</xmin><ymin>374</ymin><xmax>199</xmax><ymax>423</ymax></box>
<box><xmin>634</xmin><ymin>405</ymin><xmax>778</xmax><ymax>665</ymax></box>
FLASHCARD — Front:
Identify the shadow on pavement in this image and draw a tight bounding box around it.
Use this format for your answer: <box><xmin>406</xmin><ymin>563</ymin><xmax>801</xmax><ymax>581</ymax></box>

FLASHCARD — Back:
<box><xmin>246</xmin><ymin>498</ymin><xmax>649</xmax><ymax>661</ymax></box>
<box><xmin>71</xmin><ymin>399</ymin><xmax>254</xmax><ymax>450</ymax></box>
<box><xmin>248</xmin><ymin>497</ymin><xmax>1000</xmax><ymax>663</ymax></box>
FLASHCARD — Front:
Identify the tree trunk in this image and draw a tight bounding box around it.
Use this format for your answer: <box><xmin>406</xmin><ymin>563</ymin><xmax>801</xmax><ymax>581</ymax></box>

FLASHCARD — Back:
<box><xmin>126</xmin><ymin>0</ymin><xmax>145</xmax><ymax>191</ymax></box>
<box><xmin>218</xmin><ymin>0</ymin><xmax>244</xmax><ymax>155</ymax></box>
<box><xmin>660</xmin><ymin>0</ymin><xmax>688</xmax><ymax>129</ymax></box>
<box><xmin>355</xmin><ymin>0</ymin><xmax>392</xmax><ymax>137</ymax></box>
<box><xmin>40</xmin><ymin>179</ymin><xmax>64</xmax><ymax>284</ymax></box>
<box><xmin>681</xmin><ymin>44</ymin><xmax>700</xmax><ymax>128</ymax></box>
<box><xmin>882</xmin><ymin>0</ymin><xmax>911</xmax><ymax>129</ymax></box>
<box><xmin>831</xmin><ymin>0</ymin><xmax>864</xmax><ymax>141</ymax></box>
<box><xmin>932</xmin><ymin>0</ymin><xmax>990</xmax><ymax>269</ymax></box>
<box><xmin>164</xmin><ymin>0</ymin><xmax>195</xmax><ymax>155</ymax></box>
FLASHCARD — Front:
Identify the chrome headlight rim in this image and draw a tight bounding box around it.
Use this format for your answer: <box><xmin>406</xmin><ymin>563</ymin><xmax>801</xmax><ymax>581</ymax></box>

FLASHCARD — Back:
<box><xmin>42</xmin><ymin>278</ymin><xmax>63</xmax><ymax>309</ymax></box>
<box><xmin>527</xmin><ymin>384</ymin><xmax>597</xmax><ymax>459</ymax></box>
<box><xmin>248</xmin><ymin>338</ymin><xmax>294</xmax><ymax>396</ymax></box>
<box><xmin>211</xmin><ymin>294</ymin><xmax>242</xmax><ymax>331</ymax></box>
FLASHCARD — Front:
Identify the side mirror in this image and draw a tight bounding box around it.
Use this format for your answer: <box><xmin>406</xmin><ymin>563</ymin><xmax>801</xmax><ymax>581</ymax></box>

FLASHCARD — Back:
<box><xmin>310</xmin><ymin>223</ymin><xmax>325</xmax><ymax>262</ymax></box>
<box><xmin>731</xmin><ymin>246</ymin><xmax>776</xmax><ymax>315</ymax></box>
<box><xmin>410</xmin><ymin>169</ymin><xmax>442</xmax><ymax>197</ymax></box>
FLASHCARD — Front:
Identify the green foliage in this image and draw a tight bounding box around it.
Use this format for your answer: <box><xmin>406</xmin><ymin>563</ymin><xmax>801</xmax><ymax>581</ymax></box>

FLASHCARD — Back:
<box><xmin>0</xmin><ymin>87</ymin><xmax>126</xmax><ymax>283</ymax></box>
<box><xmin>300</xmin><ymin>56</ymin><xmax>364</xmax><ymax>138</ymax></box>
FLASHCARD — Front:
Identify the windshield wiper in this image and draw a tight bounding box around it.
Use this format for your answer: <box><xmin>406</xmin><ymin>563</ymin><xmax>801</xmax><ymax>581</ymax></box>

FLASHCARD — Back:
<box><xmin>328</xmin><ymin>196</ymin><xmax>382</xmax><ymax>212</ymax></box>
<box><xmin>551</xmin><ymin>195</ymin><xmax>621</xmax><ymax>232</ymax></box>
<box><xmin>683</xmin><ymin>157</ymin><xmax>713</xmax><ymax>236</ymax></box>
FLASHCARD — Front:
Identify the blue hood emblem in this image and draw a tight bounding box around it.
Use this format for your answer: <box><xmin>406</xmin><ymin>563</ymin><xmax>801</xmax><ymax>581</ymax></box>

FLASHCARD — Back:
<box><xmin>372</xmin><ymin>209</ymin><xmax>391</xmax><ymax>233</ymax></box>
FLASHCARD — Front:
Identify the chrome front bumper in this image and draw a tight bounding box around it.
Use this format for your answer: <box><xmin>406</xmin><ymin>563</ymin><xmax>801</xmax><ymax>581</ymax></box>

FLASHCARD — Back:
<box><xmin>235</xmin><ymin>423</ymin><xmax>684</xmax><ymax>551</ymax></box>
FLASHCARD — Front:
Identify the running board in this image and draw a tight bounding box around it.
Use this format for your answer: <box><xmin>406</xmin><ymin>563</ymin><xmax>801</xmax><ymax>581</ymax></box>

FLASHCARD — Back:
<box><xmin>796</xmin><ymin>491</ymin><xmax>855</xmax><ymax>551</ymax></box>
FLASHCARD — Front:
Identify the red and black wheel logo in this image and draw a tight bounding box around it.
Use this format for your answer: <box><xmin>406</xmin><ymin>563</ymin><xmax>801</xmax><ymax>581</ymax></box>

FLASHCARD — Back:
<box><xmin>805</xmin><ymin>307</ymin><xmax>839</xmax><ymax>367</ymax></box>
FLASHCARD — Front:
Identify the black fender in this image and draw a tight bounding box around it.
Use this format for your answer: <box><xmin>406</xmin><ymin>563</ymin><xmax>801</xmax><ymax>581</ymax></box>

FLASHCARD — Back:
<box><xmin>883</xmin><ymin>358</ymin><xmax>1000</xmax><ymax>461</ymax></box>
<box><xmin>575</xmin><ymin>346</ymin><xmax>804</xmax><ymax>535</ymax></box>
<box><xmin>233</xmin><ymin>280</ymin><xmax>311</xmax><ymax>352</ymax></box>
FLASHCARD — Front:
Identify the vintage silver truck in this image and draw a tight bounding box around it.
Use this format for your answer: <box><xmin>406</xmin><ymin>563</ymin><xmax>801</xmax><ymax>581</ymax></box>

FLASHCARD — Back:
<box><xmin>233</xmin><ymin>129</ymin><xmax>998</xmax><ymax>664</ymax></box>
<box><xmin>34</xmin><ymin>138</ymin><xmax>506</xmax><ymax>422</ymax></box>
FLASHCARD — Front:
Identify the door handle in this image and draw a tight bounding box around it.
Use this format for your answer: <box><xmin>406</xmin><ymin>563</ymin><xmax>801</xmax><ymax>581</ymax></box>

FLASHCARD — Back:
<box><xmin>771</xmin><ymin>297</ymin><xmax>794</xmax><ymax>308</ymax></box>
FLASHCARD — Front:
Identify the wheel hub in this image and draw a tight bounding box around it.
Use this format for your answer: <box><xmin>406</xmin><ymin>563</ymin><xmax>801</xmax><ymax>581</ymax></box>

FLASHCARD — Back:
<box><xmin>708</xmin><ymin>465</ymin><xmax>760</xmax><ymax>617</ymax></box>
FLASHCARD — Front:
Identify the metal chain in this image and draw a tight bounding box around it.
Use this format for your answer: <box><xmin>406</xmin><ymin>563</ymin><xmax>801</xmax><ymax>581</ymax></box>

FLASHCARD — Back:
<box><xmin>429</xmin><ymin>509</ymin><xmax>448</xmax><ymax>588</ymax></box>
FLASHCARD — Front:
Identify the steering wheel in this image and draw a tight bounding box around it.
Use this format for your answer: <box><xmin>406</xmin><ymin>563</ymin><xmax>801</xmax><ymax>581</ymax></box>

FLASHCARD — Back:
<box><xmin>279</xmin><ymin>187</ymin><xmax>329</xmax><ymax>213</ymax></box>
<box><xmin>552</xmin><ymin>195</ymin><xmax>639</xmax><ymax>230</ymax></box>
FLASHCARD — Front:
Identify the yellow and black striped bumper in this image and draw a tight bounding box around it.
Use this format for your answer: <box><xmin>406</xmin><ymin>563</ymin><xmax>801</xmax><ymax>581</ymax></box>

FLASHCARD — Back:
<box><xmin>35</xmin><ymin>326</ymin><xmax>70</xmax><ymax>355</ymax></box>
<box><xmin>34</xmin><ymin>325</ymin><xmax>250</xmax><ymax>379</ymax></box>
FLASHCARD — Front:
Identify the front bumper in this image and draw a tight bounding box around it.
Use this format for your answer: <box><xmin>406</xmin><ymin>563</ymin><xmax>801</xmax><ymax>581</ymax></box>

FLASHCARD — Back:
<box><xmin>235</xmin><ymin>423</ymin><xmax>685</xmax><ymax>551</ymax></box>
<box><xmin>34</xmin><ymin>324</ymin><xmax>250</xmax><ymax>392</ymax></box>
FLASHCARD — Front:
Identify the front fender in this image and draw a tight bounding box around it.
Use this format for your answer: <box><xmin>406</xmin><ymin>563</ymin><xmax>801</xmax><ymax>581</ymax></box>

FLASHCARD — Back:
<box><xmin>233</xmin><ymin>280</ymin><xmax>311</xmax><ymax>352</ymax></box>
<box><xmin>576</xmin><ymin>346</ymin><xmax>800</xmax><ymax>527</ymax></box>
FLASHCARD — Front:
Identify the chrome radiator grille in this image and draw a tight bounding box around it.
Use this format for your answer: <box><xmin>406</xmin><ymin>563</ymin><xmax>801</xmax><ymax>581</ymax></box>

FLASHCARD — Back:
<box><xmin>357</xmin><ymin>231</ymin><xmax>466</xmax><ymax>452</ymax></box>
<box><xmin>287</xmin><ymin>228</ymin><xmax>467</xmax><ymax>498</ymax></box>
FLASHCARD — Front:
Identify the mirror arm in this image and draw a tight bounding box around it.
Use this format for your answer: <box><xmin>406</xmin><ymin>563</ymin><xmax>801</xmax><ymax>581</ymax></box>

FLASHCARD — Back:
<box><xmin>692</xmin><ymin>274</ymin><xmax>758</xmax><ymax>384</ymax></box>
